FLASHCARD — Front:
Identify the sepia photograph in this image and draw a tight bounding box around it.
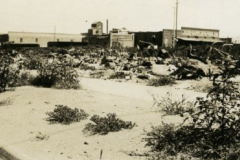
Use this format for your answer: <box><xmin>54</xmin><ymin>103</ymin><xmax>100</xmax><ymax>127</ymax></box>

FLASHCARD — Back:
<box><xmin>1</xmin><ymin>0</ymin><xmax>240</xmax><ymax>159</ymax></box>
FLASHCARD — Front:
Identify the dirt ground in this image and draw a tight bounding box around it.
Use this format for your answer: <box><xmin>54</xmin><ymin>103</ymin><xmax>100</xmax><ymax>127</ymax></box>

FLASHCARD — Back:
<box><xmin>0</xmin><ymin>77</ymin><xmax>210</xmax><ymax>160</ymax></box>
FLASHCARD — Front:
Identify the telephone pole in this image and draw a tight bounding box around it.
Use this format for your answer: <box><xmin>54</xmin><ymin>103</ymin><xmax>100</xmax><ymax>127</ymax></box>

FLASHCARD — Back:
<box><xmin>173</xmin><ymin>6</ymin><xmax>176</xmax><ymax>47</ymax></box>
<box><xmin>54</xmin><ymin>25</ymin><xmax>56</xmax><ymax>41</ymax></box>
<box><xmin>175</xmin><ymin>0</ymin><xmax>178</xmax><ymax>53</ymax></box>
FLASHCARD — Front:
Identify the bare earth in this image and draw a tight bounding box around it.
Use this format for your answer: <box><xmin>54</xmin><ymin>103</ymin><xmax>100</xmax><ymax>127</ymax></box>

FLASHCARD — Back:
<box><xmin>0</xmin><ymin>77</ymin><xmax>209</xmax><ymax>160</ymax></box>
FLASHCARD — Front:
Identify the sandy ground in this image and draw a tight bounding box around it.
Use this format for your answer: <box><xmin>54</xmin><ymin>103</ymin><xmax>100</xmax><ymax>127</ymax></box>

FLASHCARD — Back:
<box><xmin>0</xmin><ymin>77</ymin><xmax>210</xmax><ymax>160</ymax></box>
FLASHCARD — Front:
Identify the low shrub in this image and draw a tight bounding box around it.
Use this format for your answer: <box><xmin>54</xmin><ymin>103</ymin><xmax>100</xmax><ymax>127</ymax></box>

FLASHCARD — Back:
<box><xmin>4</xmin><ymin>66</ymin><xmax>20</xmax><ymax>88</ymax></box>
<box><xmin>30</xmin><ymin>62</ymin><xmax>57</xmax><ymax>87</ymax></box>
<box><xmin>53</xmin><ymin>80</ymin><xmax>81</xmax><ymax>90</ymax></box>
<box><xmin>145</xmin><ymin>62</ymin><xmax>240</xmax><ymax>159</ymax></box>
<box><xmin>144</xmin><ymin>123</ymin><xmax>201</xmax><ymax>156</ymax></box>
<box><xmin>0</xmin><ymin>54</ymin><xmax>20</xmax><ymax>92</ymax></box>
<box><xmin>32</xmin><ymin>60</ymin><xmax>80</xmax><ymax>89</ymax></box>
<box><xmin>150</xmin><ymin>92</ymin><xmax>194</xmax><ymax>116</ymax></box>
<box><xmin>19</xmin><ymin>71</ymin><xmax>34</xmax><ymax>86</ymax></box>
<box><xmin>145</xmin><ymin>123</ymin><xmax>240</xmax><ymax>160</ymax></box>
<box><xmin>147</xmin><ymin>154</ymin><xmax>193</xmax><ymax>160</ymax></box>
<box><xmin>192</xmin><ymin>83</ymin><xmax>213</xmax><ymax>93</ymax></box>
<box><xmin>83</xmin><ymin>113</ymin><xmax>136</xmax><ymax>135</ymax></box>
<box><xmin>24</xmin><ymin>56</ymin><xmax>42</xmax><ymax>70</ymax></box>
<box><xmin>108</xmin><ymin>72</ymin><xmax>125</xmax><ymax>79</ymax></box>
<box><xmin>148</xmin><ymin>76</ymin><xmax>176</xmax><ymax>87</ymax></box>
<box><xmin>144</xmin><ymin>123</ymin><xmax>180</xmax><ymax>156</ymax></box>
<box><xmin>8</xmin><ymin>71</ymin><xmax>34</xmax><ymax>87</ymax></box>
<box><xmin>46</xmin><ymin>105</ymin><xmax>89</xmax><ymax>125</ymax></box>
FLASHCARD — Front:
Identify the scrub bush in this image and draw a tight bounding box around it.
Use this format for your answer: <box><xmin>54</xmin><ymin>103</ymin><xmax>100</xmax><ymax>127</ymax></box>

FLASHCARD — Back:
<box><xmin>21</xmin><ymin>49</ymin><xmax>45</xmax><ymax>70</ymax></box>
<box><xmin>192</xmin><ymin>83</ymin><xmax>213</xmax><ymax>93</ymax></box>
<box><xmin>148</xmin><ymin>75</ymin><xmax>176</xmax><ymax>87</ymax></box>
<box><xmin>46</xmin><ymin>105</ymin><xmax>89</xmax><ymax>125</ymax></box>
<box><xmin>31</xmin><ymin>60</ymin><xmax>80</xmax><ymax>89</ymax></box>
<box><xmin>150</xmin><ymin>92</ymin><xmax>194</xmax><ymax>116</ymax></box>
<box><xmin>8</xmin><ymin>71</ymin><xmax>34</xmax><ymax>87</ymax></box>
<box><xmin>83</xmin><ymin>113</ymin><xmax>136</xmax><ymax>135</ymax></box>
<box><xmin>145</xmin><ymin>61</ymin><xmax>240</xmax><ymax>159</ymax></box>
<box><xmin>144</xmin><ymin>123</ymin><xmax>199</xmax><ymax>158</ymax></box>
<box><xmin>0</xmin><ymin>54</ymin><xmax>20</xmax><ymax>92</ymax></box>
<box><xmin>24</xmin><ymin>55</ymin><xmax>42</xmax><ymax>70</ymax></box>
<box><xmin>17</xmin><ymin>71</ymin><xmax>34</xmax><ymax>86</ymax></box>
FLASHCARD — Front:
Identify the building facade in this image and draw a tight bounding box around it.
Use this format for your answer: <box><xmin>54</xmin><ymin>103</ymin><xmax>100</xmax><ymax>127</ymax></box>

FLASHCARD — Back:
<box><xmin>87</xmin><ymin>35</ymin><xmax>110</xmax><ymax>47</ymax></box>
<box><xmin>84</xmin><ymin>22</ymin><xmax>134</xmax><ymax>48</ymax></box>
<box><xmin>88</xmin><ymin>21</ymin><xmax>103</xmax><ymax>36</ymax></box>
<box><xmin>0</xmin><ymin>32</ymin><xmax>82</xmax><ymax>47</ymax></box>
<box><xmin>178</xmin><ymin>27</ymin><xmax>223</xmax><ymax>45</ymax></box>
<box><xmin>130</xmin><ymin>31</ymin><xmax>163</xmax><ymax>49</ymax></box>
<box><xmin>85</xmin><ymin>21</ymin><xmax>107</xmax><ymax>46</ymax></box>
<box><xmin>181</xmin><ymin>27</ymin><xmax>219</xmax><ymax>38</ymax></box>
<box><xmin>110</xmin><ymin>28</ymin><xmax>134</xmax><ymax>48</ymax></box>
<box><xmin>9</xmin><ymin>32</ymin><xmax>82</xmax><ymax>47</ymax></box>
<box><xmin>162</xmin><ymin>27</ymin><xmax>223</xmax><ymax>47</ymax></box>
<box><xmin>162</xmin><ymin>29</ymin><xmax>182</xmax><ymax>47</ymax></box>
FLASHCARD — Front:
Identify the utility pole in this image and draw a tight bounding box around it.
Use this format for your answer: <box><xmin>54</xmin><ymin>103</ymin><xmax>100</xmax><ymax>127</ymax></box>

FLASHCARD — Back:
<box><xmin>54</xmin><ymin>25</ymin><xmax>56</xmax><ymax>41</ymax></box>
<box><xmin>175</xmin><ymin>0</ymin><xmax>178</xmax><ymax>54</ymax></box>
<box><xmin>173</xmin><ymin>6</ymin><xmax>176</xmax><ymax>47</ymax></box>
<box><xmin>106</xmin><ymin>19</ymin><xmax>108</xmax><ymax>34</ymax></box>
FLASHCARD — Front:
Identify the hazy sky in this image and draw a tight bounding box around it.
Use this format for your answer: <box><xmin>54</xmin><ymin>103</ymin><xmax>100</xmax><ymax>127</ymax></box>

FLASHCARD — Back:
<box><xmin>1</xmin><ymin>0</ymin><xmax>240</xmax><ymax>37</ymax></box>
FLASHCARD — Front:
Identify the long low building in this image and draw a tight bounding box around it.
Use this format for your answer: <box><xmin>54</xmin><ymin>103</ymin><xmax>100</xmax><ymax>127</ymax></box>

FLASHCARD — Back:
<box><xmin>0</xmin><ymin>31</ymin><xmax>82</xmax><ymax>47</ymax></box>
<box><xmin>162</xmin><ymin>27</ymin><xmax>225</xmax><ymax>47</ymax></box>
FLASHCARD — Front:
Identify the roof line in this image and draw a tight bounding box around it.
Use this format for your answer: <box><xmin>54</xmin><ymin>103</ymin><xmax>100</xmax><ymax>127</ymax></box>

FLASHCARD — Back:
<box><xmin>181</xmin><ymin>27</ymin><xmax>219</xmax><ymax>32</ymax></box>
<box><xmin>8</xmin><ymin>31</ymin><xmax>81</xmax><ymax>35</ymax></box>
<box><xmin>92</xmin><ymin>21</ymin><xmax>102</xmax><ymax>24</ymax></box>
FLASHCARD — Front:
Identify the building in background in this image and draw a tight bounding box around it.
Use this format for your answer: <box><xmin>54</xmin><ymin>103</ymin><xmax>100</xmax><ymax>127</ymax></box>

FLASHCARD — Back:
<box><xmin>219</xmin><ymin>37</ymin><xmax>232</xmax><ymax>43</ymax></box>
<box><xmin>0</xmin><ymin>31</ymin><xmax>82</xmax><ymax>47</ymax></box>
<box><xmin>181</xmin><ymin>27</ymin><xmax>219</xmax><ymax>38</ymax></box>
<box><xmin>84</xmin><ymin>21</ymin><xmax>109</xmax><ymax>46</ymax></box>
<box><xmin>162</xmin><ymin>27</ymin><xmax>224</xmax><ymax>47</ymax></box>
<box><xmin>88</xmin><ymin>21</ymin><xmax>103</xmax><ymax>36</ymax></box>
<box><xmin>0</xmin><ymin>34</ymin><xmax>9</xmax><ymax>46</ymax></box>
<box><xmin>232</xmin><ymin>37</ymin><xmax>240</xmax><ymax>44</ymax></box>
<box><xmin>178</xmin><ymin>27</ymin><xmax>223</xmax><ymax>45</ymax></box>
<box><xmin>110</xmin><ymin>28</ymin><xmax>134</xmax><ymax>48</ymax></box>
<box><xmin>83</xmin><ymin>22</ymin><xmax>228</xmax><ymax>48</ymax></box>
<box><xmin>110</xmin><ymin>28</ymin><xmax>128</xmax><ymax>34</ymax></box>
<box><xmin>130</xmin><ymin>31</ymin><xmax>163</xmax><ymax>49</ymax></box>
<box><xmin>84</xmin><ymin>21</ymin><xmax>134</xmax><ymax>48</ymax></box>
<box><xmin>87</xmin><ymin>35</ymin><xmax>110</xmax><ymax>46</ymax></box>
<box><xmin>162</xmin><ymin>29</ymin><xmax>182</xmax><ymax>47</ymax></box>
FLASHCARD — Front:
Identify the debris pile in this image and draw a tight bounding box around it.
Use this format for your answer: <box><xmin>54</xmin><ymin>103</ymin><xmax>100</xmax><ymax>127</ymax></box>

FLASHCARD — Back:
<box><xmin>1</xmin><ymin>42</ymin><xmax>239</xmax><ymax>85</ymax></box>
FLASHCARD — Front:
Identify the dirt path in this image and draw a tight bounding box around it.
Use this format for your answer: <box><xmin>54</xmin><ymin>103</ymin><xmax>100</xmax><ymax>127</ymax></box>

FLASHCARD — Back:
<box><xmin>80</xmin><ymin>77</ymin><xmax>207</xmax><ymax>101</ymax></box>
<box><xmin>0</xmin><ymin>78</ymin><xmax>208</xmax><ymax>160</ymax></box>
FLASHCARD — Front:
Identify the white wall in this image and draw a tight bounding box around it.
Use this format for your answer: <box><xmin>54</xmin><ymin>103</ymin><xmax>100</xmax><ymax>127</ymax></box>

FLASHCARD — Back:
<box><xmin>181</xmin><ymin>28</ymin><xmax>219</xmax><ymax>38</ymax></box>
<box><xmin>8</xmin><ymin>32</ymin><xmax>82</xmax><ymax>47</ymax></box>
<box><xmin>110</xmin><ymin>33</ymin><xmax>134</xmax><ymax>47</ymax></box>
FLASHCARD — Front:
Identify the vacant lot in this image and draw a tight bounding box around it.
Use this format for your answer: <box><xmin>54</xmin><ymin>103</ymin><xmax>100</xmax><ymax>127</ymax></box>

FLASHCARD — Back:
<box><xmin>0</xmin><ymin>77</ymin><xmax>210</xmax><ymax>160</ymax></box>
